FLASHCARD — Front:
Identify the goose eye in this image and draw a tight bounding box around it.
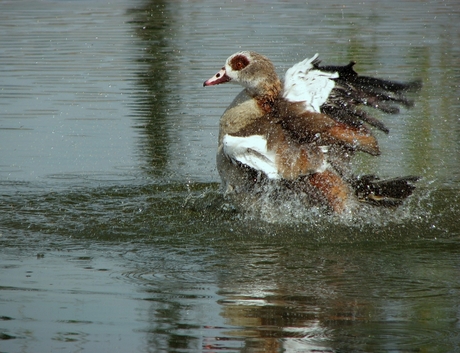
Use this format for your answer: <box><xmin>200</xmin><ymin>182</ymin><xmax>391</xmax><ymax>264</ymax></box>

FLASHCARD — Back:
<box><xmin>230</xmin><ymin>54</ymin><xmax>250</xmax><ymax>71</ymax></box>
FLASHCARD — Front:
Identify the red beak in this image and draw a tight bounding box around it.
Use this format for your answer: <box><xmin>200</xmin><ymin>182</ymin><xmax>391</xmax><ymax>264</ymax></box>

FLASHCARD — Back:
<box><xmin>203</xmin><ymin>68</ymin><xmax>231</xmax><ymax>86</ymax></box>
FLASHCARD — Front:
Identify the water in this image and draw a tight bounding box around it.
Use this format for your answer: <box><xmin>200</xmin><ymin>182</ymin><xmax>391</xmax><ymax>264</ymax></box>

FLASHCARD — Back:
<box><xmin>1</xmin><ymin>0</ymin><xmax>460</xmax><ymax>352</ymax></box>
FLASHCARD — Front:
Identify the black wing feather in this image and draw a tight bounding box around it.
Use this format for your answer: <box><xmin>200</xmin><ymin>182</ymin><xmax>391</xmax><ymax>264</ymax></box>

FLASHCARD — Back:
<box><xmin>351</xmin><ymin>175</ymin><xmax>420</xmax><ymax>207</ymax></box>
<box><xmin>313</xmin><ymin>60</ymin><xmax>422</xmax><ymax>134</ymax></box>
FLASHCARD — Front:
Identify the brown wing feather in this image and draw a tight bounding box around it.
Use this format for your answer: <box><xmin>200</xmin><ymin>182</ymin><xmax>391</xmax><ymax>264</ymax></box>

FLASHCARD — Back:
<box><xmin>277</xmin><ymin>100</ymin><xmax>380</xmax><ymax>156</ymax></box>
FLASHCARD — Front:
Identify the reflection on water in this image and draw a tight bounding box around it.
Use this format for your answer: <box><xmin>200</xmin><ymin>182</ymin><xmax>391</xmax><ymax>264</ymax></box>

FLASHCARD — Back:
<box><xmin>1</xmin><ymin>0</ymin><xmax>460</xmax><ymax>352</ymax></box>
<box><xmin>128</xmin><ymin>1</ymin><xmax>176</xmax><ymax>175</ymax></box>
<box><xmin>1</xmin><ymin>180</ymin><xmax>459</xmax><ymax>351</ymax></box>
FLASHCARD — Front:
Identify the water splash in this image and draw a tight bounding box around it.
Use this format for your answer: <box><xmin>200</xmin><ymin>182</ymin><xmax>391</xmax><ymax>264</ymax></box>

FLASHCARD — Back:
<box><xmin>0</xmin><ymin>179</ymin><xmax>457</xmax><ymax>244</ymax></box>
<box><xmin>182</xmin><ymin>179</ymin><xmax>459</xmax><ymax>243</ymax></box>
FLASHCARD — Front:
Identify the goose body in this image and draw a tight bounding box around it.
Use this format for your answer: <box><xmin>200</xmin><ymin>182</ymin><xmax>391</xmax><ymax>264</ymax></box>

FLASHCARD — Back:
<box><xmin>204</xmin><ymin>51</ymin><xmax>420</xmax><ymax>213</ymax></box>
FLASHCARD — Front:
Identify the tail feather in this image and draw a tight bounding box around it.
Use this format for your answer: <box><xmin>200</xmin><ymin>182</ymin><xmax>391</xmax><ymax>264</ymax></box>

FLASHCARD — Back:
<box><xmin>351</xmin><ymin>175</ymin><xmax>419</xmax><ymax>207</ymax></box>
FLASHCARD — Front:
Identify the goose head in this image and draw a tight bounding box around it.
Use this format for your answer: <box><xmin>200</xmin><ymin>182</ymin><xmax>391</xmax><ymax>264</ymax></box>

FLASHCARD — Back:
<box><xmin>203</xmin><ymin>51</ymin><xmax>281</xmax><ymax>99</ymax></box>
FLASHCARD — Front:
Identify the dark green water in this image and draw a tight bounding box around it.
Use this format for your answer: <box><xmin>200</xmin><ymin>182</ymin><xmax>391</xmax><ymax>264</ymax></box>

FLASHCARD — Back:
<box><xmin>1</xmin><ymin>0</ymin><xmax>459</xmax><ymax>352</ymax></box>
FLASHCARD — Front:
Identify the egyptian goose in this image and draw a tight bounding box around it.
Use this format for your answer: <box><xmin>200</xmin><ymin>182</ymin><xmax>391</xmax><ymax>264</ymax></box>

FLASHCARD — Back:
<box><xmin>203</xmin><ymin>51</ymin><xmax>421</xmax><ymax>213</ymax></box>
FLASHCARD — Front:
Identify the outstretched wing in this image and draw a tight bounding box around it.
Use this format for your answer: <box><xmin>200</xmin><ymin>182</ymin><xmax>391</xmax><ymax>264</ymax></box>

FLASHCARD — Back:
<box><xmin>283</xmin><ymin>54</ymin><xmax>422</xmax><ymax>134</ymax></box>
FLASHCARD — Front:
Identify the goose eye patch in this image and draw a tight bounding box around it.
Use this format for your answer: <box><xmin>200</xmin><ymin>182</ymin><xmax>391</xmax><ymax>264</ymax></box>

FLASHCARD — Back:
<box><xmin>230</xmin><ymin>55</ymin><xmax>250</xmax><ymax>71</ymax></box>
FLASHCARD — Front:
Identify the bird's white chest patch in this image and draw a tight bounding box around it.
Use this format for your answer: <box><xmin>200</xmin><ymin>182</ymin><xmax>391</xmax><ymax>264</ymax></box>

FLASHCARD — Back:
<box><xmin>222</xmin><ymin>134</ymin><xmax>280</xmax><ymax>179</ymax></box>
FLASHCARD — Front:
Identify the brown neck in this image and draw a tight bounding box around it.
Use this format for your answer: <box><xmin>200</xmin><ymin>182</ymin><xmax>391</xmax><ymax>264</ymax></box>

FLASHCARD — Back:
<box><xmin>256</xmin><ymin>95</ymin><xmax>276</xmax><ymax>114</ymax></box>
<box><xmin>251</xmin><ymin>78</ymin><xmax>281</xmax><ymax>114</ymax></box>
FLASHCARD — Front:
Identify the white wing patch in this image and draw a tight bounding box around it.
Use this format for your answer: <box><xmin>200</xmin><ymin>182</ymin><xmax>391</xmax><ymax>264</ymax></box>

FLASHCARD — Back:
<box><xmin>222</xmin><ymin>135</ymin><xmax>280</xmax><ymax>180</ymax></box>
<box><xmin>283</xmin><ymin>53</ymin><xmax>338</xmax><ymax>113</ymax></box>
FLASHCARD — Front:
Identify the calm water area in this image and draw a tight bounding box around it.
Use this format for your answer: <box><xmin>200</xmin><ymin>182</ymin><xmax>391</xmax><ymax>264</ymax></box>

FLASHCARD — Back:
<box><xmin>1</xmin><ymin>0</ymin><xmax>460</xmax><ymax>352</ymax></box>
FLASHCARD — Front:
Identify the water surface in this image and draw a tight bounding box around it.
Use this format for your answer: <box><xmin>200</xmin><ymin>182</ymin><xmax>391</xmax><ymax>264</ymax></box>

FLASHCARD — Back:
<box><xmin>1</xmin><ymin>0</ymin><xmax>459</xmax><ymax>352</ymax></box>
